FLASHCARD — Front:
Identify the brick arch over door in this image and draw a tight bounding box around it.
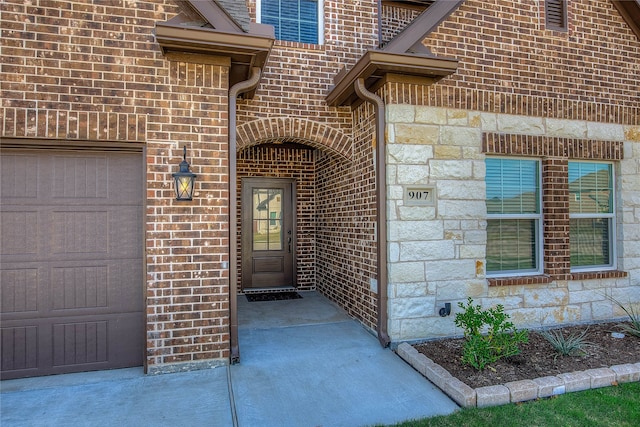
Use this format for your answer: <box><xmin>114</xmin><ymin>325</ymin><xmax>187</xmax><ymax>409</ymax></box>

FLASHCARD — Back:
<box><xmin>236</xmin><ymin>117</ymin><xmax>353</xmax><ymax>161</ymax></box>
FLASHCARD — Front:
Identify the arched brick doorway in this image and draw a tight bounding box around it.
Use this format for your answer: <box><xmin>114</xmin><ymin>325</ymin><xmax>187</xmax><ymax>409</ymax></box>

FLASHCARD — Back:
<box><xmin>236</xmin><ymin>117</ymin><xmax>352</xmax><ymax>162</ymax></box>
<box><xmin>235</xmin><ymin>116</ymin><xmax>378</xmax><ymax>325</ymax></box>
<box><xmin>236</xmin><ymin>117</ymin><xmax>352</xmax><ymax>296</ymax></box>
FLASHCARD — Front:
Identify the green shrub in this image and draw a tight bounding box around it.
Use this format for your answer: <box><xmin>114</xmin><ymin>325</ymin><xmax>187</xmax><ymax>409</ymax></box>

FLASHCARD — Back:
<box><xmin>454</xmin><ymin>297</ymin><xmax>529</xmax><ymax>370</ymax></box>
<box><xmin>540</xmin><ymin>328</ymin><xmax>595</xmax><ymax>360</ymax></box>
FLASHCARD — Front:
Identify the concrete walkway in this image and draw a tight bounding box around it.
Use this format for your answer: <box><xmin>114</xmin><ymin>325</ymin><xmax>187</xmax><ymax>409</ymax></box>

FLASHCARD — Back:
<box><xmin>1</xmin><ymin>292</ymin><xmax>458</xmax><ymax>427</ymax></box>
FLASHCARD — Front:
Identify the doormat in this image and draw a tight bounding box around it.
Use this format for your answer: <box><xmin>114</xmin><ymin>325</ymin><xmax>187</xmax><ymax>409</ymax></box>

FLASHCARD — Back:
<box><xmin>245</xmin><ymin>292</ymin><xmax>302</xmax><ymax>302</ymax></box>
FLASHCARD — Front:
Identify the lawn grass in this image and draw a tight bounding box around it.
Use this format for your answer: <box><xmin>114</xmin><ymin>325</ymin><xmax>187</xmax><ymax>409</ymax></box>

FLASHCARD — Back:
<box><xmin>384</xmin><ymin>382</ymin><xmax>640</xmax><ymax>427</ymax></box>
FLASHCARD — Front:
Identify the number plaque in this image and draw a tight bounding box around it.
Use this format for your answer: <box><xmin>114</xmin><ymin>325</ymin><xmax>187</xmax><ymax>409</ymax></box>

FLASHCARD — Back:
<box><xmin>403</xmin><ymin>186</ymin><xmax>435</xmax><ymax>206</ymax></box>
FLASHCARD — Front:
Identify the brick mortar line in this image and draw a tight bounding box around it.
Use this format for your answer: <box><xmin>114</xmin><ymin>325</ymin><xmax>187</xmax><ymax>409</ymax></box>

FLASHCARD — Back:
<box><xmin>396</xmin><ymin>342</ymin><xmax>640</xmax><ymax>408</ymax></box>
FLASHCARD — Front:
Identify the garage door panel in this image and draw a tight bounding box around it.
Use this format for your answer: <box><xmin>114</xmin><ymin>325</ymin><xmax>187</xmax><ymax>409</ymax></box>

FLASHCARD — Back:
<box><xmin>1</xmin><ymin>149</ymin><xmax>143</xmax><ymax>379</ymax></box>
<box><xmin>51</xmin><ymin>210</ymin><xmax>109</xmax><ymax>256</ymax></box>
<box><xmin>50</xmin><ymin>153</ymin><xmax>141</xmax><ymax>204</ymax></box>
<box><xmin>1</xmin><ymin>325</ymin><xmax>39</xmax><ymax>373</ymax></box>
<box><xmin>45</xmin><ymin>207</ymin><xmax>141</xmax><ymax>261</ymax></box>
<box><xmin>106</xmin><ymin>312</ymin><xmax>144</xmax><ymax>365</ymax></box>
<box><xmin>0</xmin><ymin>211</ymin><xmax>38</xmax><ymax>257</ymax></box>
<box><xmin>0</xmin><ymin>153</ymin><xmax>39</xmax><ymax>199</ymax></box>
<box><xmin>50</xmin><ymin>261</ymin><xmax>142</xmax><ymax>314</ymax></box>
<box><xmin>50</xmin><ymin>313</ymin><xmax>142</xmax><ymax>372</ymax></box>
<box><xmin>52</xmin><ymin>320</ymin><xmax>109</xmax><ymax>367</ymax></box>
<box><xmin>1</xmin><ymin>207</ymin><xmax>142</xmax><ymax>263</ymax></box>
<box><xmin>2</xmin><ymin>259</ymin><xmax>142</xmax><ymax>319</ymax></box>
<box><xmin>105</xmin><ymin>154</ymin><xmax>144</xmax><ymax>203</ymax></box>
<box><xmin>0</xmin><ymin>152</ymin><xmax>140</xmax><ymax>206</ymax></box>
<box><xmin>51</xmin><ymin>265</ymin><xmax>109</xmax><ymax>311</ymax></box>
<box><xmin>109</xmin><ymin>206</ymin><xmax>143</xmax><ymax>257</ymax></box>
<box><xmin>1</xmin><ymin>267</ymin><xmax>39</xmax><ymax>314</ymax></box>
<box><xmin>108</xmin><ymin>260</ymin><xmax>143</xmax><ymax>311</ymax></box>
<box><xmin>52</xmin><ymin>155</ymin><xmax>109</xmax><ymax>200</ymax></box>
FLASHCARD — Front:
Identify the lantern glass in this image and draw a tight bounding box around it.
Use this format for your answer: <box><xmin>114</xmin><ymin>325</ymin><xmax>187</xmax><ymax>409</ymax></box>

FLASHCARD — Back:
<box><xmin>174</xmin><ymin>174</ymin><xmax>195</xmax><ymax>200</ymax></box>
<box><xmin>172</xmin><ymin>146</ymin><xmax>196</xmax><ymax>201</ymax></box>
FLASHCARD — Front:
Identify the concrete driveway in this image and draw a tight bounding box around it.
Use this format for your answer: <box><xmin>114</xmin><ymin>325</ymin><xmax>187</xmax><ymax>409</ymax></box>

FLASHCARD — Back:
<box><xmin>1</xmin><ymin>292</ymin><xmax>458</xmax><ymax>426</ymax></box>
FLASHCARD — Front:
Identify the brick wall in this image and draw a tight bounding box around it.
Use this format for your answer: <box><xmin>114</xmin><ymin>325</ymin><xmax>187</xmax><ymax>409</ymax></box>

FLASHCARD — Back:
<box><xmin>380</xmin><ymin>2</ymin><xmax>423</xmax><ymax>46</ymax></box>
<box><xmin>1</xmin><ymin>0</ymin><xmax>232</xmax><ymax>371</ymax></box>
<box><xmin>387</xmin><ymin>0</ymin><xmax>640</xmax><ymax>119</ymax></box>
<box><xmin>1</xmin><ymin>0</ymin><xmax>383</xmax><ymax>371</ymax></box>
<box><xmin>432</xmin><ymin>0</ymin><xmax>639</xmax><ymax>104</ymax></box>
<box><xmin>239</xmin><ymin>0</ymin><xmax>379</xmax><ymax>128</ymax></box>
<box><xmin>237</xmin><ymin>145</ymin><xmax>317</xmax><ymax>292</ymax></box>
<box><xmin>236</xmin><ymin>1</ymin><xmax>381</xmax><ymax>328</ymax></box>
<box><xmin>316</xmin><ymin>103</ymin><xmax>378</xmax><ymax>330</ymax></box>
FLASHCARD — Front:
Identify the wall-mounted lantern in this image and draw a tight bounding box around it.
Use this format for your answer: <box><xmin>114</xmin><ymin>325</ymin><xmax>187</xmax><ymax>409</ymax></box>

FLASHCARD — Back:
<box><xmin>172</xmin><ymin>146</ymin><xmax>197</xmax><ymax>201</ymax></box>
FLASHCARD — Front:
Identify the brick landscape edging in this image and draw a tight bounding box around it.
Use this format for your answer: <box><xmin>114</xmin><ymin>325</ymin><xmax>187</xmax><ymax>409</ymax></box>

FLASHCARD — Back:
<box><xmin>396</xmin><ymin>343</ymin><xmax>640</xmax><ymax>408</ymax></box>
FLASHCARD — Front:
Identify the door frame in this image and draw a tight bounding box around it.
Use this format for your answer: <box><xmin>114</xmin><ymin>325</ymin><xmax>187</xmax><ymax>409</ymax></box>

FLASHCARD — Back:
<box><xmin>240</xmin><ymin>177</ymin><xmax>297</xmax><ymax>292</ymax></box>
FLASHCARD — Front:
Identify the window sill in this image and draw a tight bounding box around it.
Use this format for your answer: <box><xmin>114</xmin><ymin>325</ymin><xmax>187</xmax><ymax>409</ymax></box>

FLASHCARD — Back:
<box><xmin>488</xmin><ymin>275</ymin><xmax>553</xmax><ymax>287</ymax></box>
<box><xmin>570</xmin><ymin>270</ymin><xmax>628</xmax><ymax>280</ymax></box>
<box><xmin>488</xmin><ymin>270</ymin><xmax>628</xmax><ymax>286</ymax></box>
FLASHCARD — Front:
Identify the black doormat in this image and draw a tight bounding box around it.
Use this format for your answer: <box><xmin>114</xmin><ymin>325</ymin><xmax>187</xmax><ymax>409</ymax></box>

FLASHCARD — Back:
<box><xmin>245</xmin><ymin>292</ymin><xmax>302</xmax><ymax>302</ymax></box>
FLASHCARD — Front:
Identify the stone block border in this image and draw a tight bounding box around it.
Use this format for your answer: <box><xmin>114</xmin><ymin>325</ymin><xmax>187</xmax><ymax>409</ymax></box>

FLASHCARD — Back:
<box><xmin>396</xmin><ymin>342</ymin><xmax>640</xmax><ymax>408</ymax></box>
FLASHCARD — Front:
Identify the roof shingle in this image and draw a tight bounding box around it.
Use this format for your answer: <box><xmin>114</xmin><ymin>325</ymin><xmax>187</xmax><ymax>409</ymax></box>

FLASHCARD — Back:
<box><xmin>215</xmin><ymin>0</ymin><xmax>251</xmax><ymax>32</ymax></box>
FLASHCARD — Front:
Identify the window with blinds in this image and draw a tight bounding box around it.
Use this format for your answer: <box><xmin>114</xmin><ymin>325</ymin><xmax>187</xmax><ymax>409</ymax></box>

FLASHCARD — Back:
<box><xmin>260</xmin><ymin>0</ymin><xmax>321</xmax><ymax>44</ymax></box>
<box><xmin>486</xmin><ymin>158</ymin><xmax>542</xmax><ymax>276</ymax></box>
<box><xmin>545</xmin><ymin>0</ymin><xmax>567</xmax><ymax>30</ymax></box>
<box><xmin>569</xmin><ymin>162</ymin><xmax>615</xmax><ymax>270</ymax></box>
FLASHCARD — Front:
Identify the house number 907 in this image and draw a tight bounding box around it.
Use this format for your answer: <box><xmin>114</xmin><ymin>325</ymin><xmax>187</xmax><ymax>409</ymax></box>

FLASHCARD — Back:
<box><xmin>408</xmin><ymin>191</ymin><xmax>430</xmax><ymax>200</ymax></box>
<box><xmin>404</xmin><ymin>186</ymin><xmax>435</xmax><ymax>206</ymax></box>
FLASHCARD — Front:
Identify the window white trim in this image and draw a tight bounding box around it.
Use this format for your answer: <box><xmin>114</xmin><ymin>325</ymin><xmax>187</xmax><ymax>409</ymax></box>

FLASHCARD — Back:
<box><xmin>485</xmin><ymin>157</ymin><xmax>543</xmax><ymax>278</ymax></box>
<box><xmin>569</xmin><ymin>161</ymin><xmax>617</xmax><ymax>273</ymax></box>
<box><xmin>318</xmin><ymin>0</ymin><xmax>324</xmax><ymax>45</ymax></box>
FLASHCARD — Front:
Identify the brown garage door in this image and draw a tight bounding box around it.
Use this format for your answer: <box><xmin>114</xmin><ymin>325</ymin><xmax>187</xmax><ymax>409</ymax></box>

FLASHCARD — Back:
<box><xmin>1</xmin><ymin>148</ymin><xmax>144</xmax><ymax>379</ymax></box>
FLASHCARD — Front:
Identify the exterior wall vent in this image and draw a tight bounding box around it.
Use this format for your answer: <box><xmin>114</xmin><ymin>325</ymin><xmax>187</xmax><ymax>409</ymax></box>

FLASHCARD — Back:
<box><xmin>546</xmin><ymin>0</ymin><xmax>568</xmax><ymax>31</ymax></box>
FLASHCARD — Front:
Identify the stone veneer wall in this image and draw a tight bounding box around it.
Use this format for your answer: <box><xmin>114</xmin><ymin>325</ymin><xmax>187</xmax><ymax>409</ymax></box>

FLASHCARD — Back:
<box><xmin>385</xmin><ymin>103</ymin><xmax>640</xmax><ymax>341</ymax></box>
<box><xmin>382</xmin><ymin>0</ymin><xmax>639</xmax><ymax>342</ymax></box>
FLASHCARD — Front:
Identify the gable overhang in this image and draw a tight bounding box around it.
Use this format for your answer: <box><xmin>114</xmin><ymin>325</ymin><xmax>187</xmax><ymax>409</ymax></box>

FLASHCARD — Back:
<box><xmin>383</xmin><ymin>0</ymin><xmax>464</xmax><ymax>54</ymax></box>
<box><xmin>611</xmin><ymin>0</ymin><xmax>640</xmax><ymax>39</ymax></box>
<box><xmin>326</xmin><ymin>50</ymin><xmax>458</xmax><ymax>108</ymax></box>
<box><xmin>327</xmin><ymin>0</ymin><xmax>463</xmax><ymax>108</ymax></box>
<box><xmin>155</xmin><ymin>23</ymin><xmax>274</xmax><ymax>92</ymax></box>
<box><xmin>185</xmin><ymin>0</ymin><xmax>250</xmax><ymax>33</ymax></box>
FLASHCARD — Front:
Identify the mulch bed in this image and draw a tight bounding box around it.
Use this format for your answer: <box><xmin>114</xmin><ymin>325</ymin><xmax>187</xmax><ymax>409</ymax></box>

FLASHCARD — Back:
<box><xmin>414</xmin><ymin>322</ymin><xmax>640</xmax><ymax>389</ymax></box>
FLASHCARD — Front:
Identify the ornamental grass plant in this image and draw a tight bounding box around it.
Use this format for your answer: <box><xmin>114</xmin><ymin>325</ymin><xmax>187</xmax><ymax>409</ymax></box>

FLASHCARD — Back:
<box><xmin>539</xmin><ymin>328</ymin><xmax>596</xmax><ymax>361</ymax></box>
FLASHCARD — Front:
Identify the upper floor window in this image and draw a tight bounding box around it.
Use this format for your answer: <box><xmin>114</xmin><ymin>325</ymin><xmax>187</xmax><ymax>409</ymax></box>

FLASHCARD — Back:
<box><xmin>258</xmin><ymin>0</ymin><xmax>323</xmax><ymax>44</ymax></box>
<box><xmin>486</xmin><ymin>158</ymin><xmax>542</xmax><ymax>276</ymax></box>
<box><xmin>569</xmin><ymin>162</ymin><xmax>615</xmax><ymax>271</ymax></box>
<box><xmin>545</xmin><ymin>0</ymin><xmax>568</xmax><ymax>31</ymax></box>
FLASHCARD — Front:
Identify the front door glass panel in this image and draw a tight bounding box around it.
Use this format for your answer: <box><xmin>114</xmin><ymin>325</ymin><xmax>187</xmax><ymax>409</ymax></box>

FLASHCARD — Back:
<box><xmin>252</xmin><ymin>188</ymin><xmax>283</xmax><ymax>251</ymax></box>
